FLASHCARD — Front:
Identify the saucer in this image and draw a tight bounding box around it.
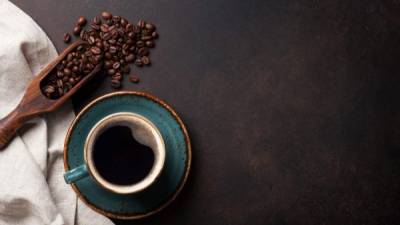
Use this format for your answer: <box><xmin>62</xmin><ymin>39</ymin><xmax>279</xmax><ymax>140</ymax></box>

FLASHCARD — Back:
<box><xmin>63</xmin><ymin>91</ymin><xmax>191</xmax><ymax>220</ymax></box>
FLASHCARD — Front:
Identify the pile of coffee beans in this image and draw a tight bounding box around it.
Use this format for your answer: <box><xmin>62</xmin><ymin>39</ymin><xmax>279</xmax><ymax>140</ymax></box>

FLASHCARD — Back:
<box><xmin>69</xmin><ymin>12</ymin><xmax>158</xmax><ymax>88</ymax></box>
<box><xmin>41</xmin><ymin>12</ymin><xmax>158</xmax><ymax>99</ymax></box>
<box><xmin>41</xmin><ymin>44</ymin><xmax>101</xmax><ymax>99</ymax></box>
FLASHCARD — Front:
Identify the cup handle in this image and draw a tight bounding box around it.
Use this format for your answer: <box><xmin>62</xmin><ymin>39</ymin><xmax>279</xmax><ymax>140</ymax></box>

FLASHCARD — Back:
<box><xmin>64</xmin><ymin>164</ymin><xmax>89</xmax><ymax>184</ymax></box>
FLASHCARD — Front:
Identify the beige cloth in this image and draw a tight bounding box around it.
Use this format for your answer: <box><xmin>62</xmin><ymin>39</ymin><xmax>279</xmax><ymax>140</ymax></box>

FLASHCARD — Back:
<box><xmin>0</xmin><ymin>1</ymin><xmax>114</xmax><ymax>224</ymax></box>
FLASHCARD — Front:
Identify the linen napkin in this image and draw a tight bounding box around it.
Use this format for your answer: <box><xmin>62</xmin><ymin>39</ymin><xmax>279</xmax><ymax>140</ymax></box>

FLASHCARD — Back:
<box><xmin>0</xmin><ymin>1</ymin><xmax>114</xmax><ymax>224</ymax></box>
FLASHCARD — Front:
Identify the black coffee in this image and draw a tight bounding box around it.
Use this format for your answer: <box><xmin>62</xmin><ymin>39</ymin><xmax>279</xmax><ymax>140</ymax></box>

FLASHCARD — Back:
<box><xmin>93</xmin><ymin>125</ymin><xmax>155</xmax><ymax>185</ymax></box>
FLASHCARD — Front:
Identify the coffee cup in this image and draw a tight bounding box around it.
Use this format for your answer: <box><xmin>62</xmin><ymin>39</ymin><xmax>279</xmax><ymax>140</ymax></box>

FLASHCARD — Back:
<box><xmin>64</xmin><ymin>112</ymin><xmax>165</xmax><ymax>195</ymax></box>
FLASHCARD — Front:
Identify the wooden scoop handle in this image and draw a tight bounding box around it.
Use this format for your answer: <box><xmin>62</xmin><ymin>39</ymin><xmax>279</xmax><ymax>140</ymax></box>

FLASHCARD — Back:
<box><xmin>0</xmin><ymin>109</ymin><xmax>24</xmax><ymax>149</ymax></box>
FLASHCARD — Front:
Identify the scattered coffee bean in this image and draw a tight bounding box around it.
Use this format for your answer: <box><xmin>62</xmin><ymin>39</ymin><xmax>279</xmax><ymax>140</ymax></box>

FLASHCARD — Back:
<box><xmin>145</xmin><ymin>40</ymin><xmax>154</xmax><ymax>47</ymax></box>
<box><xmin>77</xmin><ymin>16</ymin><xmax>87</xmax><ymax>26</ymax></box>
<box><xmin>73</xmin><ymin>26</ymin><xmax>82</xmax><ymax>35</ymax></box>
<box><xmin>145</xmin><ymin>23</ymin><xmax>155</xmax><ymax>31</ymax></box>
<box><xmin>112</xmin><ymin>72</ymin><xmax>122</xmax><ymax>80</ymax></box>
<box><xmin>141</xmin><ymin>56</ymin><xmax>150</xmax><ymax>65</ymax></box>
<box><xmin>151</xmin><ymin>31</ymin><xmax>158</xmax><ymax>39</ymax></box>
<box><xmin>111</xmin><ymin>79</ymin><xmax>121</xmax><ymax>88</ymax></box>
<box><xmin>101</xmin><ymin>11</ymin><xmax>112</xmax><ymax>20</ymax></box>
<box><xmin>108</xmin><ymin>68</ymin><xmax>116</xmax><ymax>75</ymax></box>
<box><xmin>138</xmin><ymin>47</ymin><xmax>149</xmax><ymax>56</ymax></box>
<box><xmin>90</xmin><ymin>46</ymin><xmax>102</xmax><ymax>55</ymax></box>
<box><xmin>63</xmin><ymin>33</ymin><xmax>71</xmax><ymax>43</ymax></box>
<box><xmin>129</xmin><ymin>75</ymin><xmax>140</xmax><ymax>83</ymax></box>
<box><xmin>73</xmin><ymin>26</ymin><xmax>82</xmax><ymax>36</ymax></box>
<box><xmin>137</xmin><ymin>20</ymin><xmax>145</xmax><ymax>28</ymax></box>
<box><xmin>135</xmin><ymin>58</ymin><xmax>143</xmax><ymax>67</ymax></box>
<box><xmin>125</xmin><ymin>54</ymin><xmax>135</xmax><ymax>63</ymax></box>
<box><xmin>113</xmin><ymin>62</ymin><xmax>121</xmax><ymax>70</ymax></box>
<box><xmin>50</xmin><ymin>13</ymin><xmax>159</xmax><ymax>93</ymax></box>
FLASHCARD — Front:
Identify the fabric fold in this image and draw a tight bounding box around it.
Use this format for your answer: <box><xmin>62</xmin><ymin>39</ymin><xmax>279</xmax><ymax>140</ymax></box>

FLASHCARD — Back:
<box><xmin>0</xmin><ymin>0</ymin><xmax>114</xmax><ymax>224</ymax></box>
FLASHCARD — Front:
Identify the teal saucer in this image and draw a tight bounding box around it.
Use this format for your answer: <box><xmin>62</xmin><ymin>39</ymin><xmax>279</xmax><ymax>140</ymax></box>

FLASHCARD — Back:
<box><xmin>64</xmin><ymin>91</ymin><xmax>191</xmax><ymax>220</ymax></box>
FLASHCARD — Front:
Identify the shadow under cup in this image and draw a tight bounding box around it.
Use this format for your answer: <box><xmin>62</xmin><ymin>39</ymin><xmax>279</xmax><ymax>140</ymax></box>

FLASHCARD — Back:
<box><xmin>64</xmin><ymin>112</ymin><xmax>165</xmax><ymax>195</ymax></box>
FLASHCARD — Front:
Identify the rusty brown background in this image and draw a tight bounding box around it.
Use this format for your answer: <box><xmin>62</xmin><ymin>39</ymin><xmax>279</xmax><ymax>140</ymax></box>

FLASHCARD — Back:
<box><xmin>11</xmin><ymin>0</ymin><xmax>400</xmax><ymax>224</ymax></box>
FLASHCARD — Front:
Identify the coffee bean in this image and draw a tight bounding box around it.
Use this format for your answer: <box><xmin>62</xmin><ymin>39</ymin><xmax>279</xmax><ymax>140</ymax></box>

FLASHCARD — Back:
<box><xmin>100</xmin><ymin>24</ymin><xmax>109</xmax><ymax>33</ymax></box>
<box><xmin>94</xmin><ymin>54</ymin><xmax>103</xmax><ymax>62</ymax></box>
<box><xmin>151</xmin><ymin>31</ymin><xmax>158</xmax><ymax>39</ymax></box>
<box><xmin>111</xmin><ymin>79</ymin><xmax>121</xmax><ymax>88</ymax></box>
<box><xmin>45</xmin><ymin>14</ymin><xmax>159</xmax><ymax>98</ymax></box>
<box><xmin>141</xmin><ymin>35</ymin><xmax>152</xmax><ymax>41</ymax></box>
<box><xmin>58</xmin><ymin>87</ymin><xmax>64</xmax><ymax>95</ymax></box>
<box><xmin>90</xmin><ymin>46</ymin><xmax>102</xmax><ymax>55</ymax></box>
<box><xmin>145</xmin><ymin>40</ymin><xmax>155</xmax><ymax>47</ymax></box>
<box><xmin>132</xmin><ymin>25</ymin><xmax>140</xmax><ymax>34</ymax></box>
<box><xmin>57</xmin><ymin>79</ymin><xmax>63</xmax><ymax>88</ymax></box>
<box><xmin>90</xmin><ymin>23</ymin><xmax>99</xmax><ymax>30</ymax></box>
<box><xmin>138</xmin><ymin>47</ymin><xmax>149</xmax><ymax>56</ymax></box>
<box><xmin>135</xmin><ymin>58</ymin><xmax>143</xmax><ymax>66</ymax></box>
<box><xmin>126</xmin><ymin>23</ymin><xmax>133</xmax><ymax>31</ymax></box>
<box><xmin>80</xmin><ymin>30</ymin><xmax>87</xmax><ymax>39</ymax></box>
<box><xmin>64</xmin><ymin>68</ymin><xmax>72</xmax><ymax>76</ymax></box>
<box><xmin>141</xmin><ymin>56</ymin><xmax>150</xmax><ymax>65</ymax></box>
<box><xmin>145</xmin><ymin>23</ymin><xmax>155</xmax><ymax>31</ymax></box>
<box><xmin>108</xmin><ymin>25</ymin><xmax>116</xmax><ymax>32</ymax></box>
<box><xmin>104</xmin><ymin>60</ymin><xmax>113</xmax><ymax>69</ymax></box>
<box><xmin>101</xmin><ymin>11</ymin><xmax>112</xmax><ymax>20</ymax></box>
<box><xmin>112</xmin><ymin>72</ymin><xmax>122</xmax><ymax>80</ymax></box>
<box><xmin>69</xmin><ymin>77</ymin><xmax>76</xmax><ymax>84</ymax></box>
<box><xmin>72</xmin><ymin>66</ymin><xmax>79</xmax><ymax>73</ymax></box>
<box><xmin>44</xmin><ymin>85</ymin><xmax>55</xmax><ymax>96</ymax></box>
<box><xmin>73</xmin><ymin>26</ymin><xmax>82</xmax><ymax>35</ymax></box>
<box><xmin>120</xmin><ymin>18</ymin><xmax>127</xmax><ymax>27</ymax></box>
<box><xmin>102</xmin><ymin>32</ymin><xmax>112</xmax><ymax>40</ymax></box>
<box><xmin>77</xmin><ymin>16</ymin><xmax>87</xmax><ymax>26</ymax></box>
<box><xmin>109</xmin><ymin>46</ymin><xmax>117</xmax><ymax>54</ymax></box>
<box><xmin>112</xmin><ymin>15</ymin><xmax>121</xmax><ymax>23</ymax></box>
<box><xmin>122</xmin><ymin>43</ymin><xmax>129</xmax><ymax>50</ymax></box>
<box><xmin>67</xmin><ymin>53</ymin><xmax>74</xmax><ymax>61</ymax></box>
<box><xmin>63</xmin><ymin>33</ymin><xmax>71</xmax><ymax>43</ymax></box>
<box><xmin>125</xmin><ymin>54</ymin><xmax>135</xmax><ymax>63</ymax></box>
<box><xmin>93</xmin><ymin>16</ymin><xmax>101</xmax><ymax>25</ymax></box>
<box><xmin>137</xmin><ymin>20</ymin><xmax>145</xmax><ymax>28</ymax></box>
<box><xmin>95</xmin><ymin>41</ymin><xmax>103</xmax><ymax>49</ymax></box>
<box><xmin>129</xmin><ymin>75</ymin><xmax>140</xmax><ymax>83</ymax></box>
<box><xmin>105</xmin><ymin>52</ymin><xmax>112</xmax><ymax>59</ymax></box>
<box><xmin>121</xmin><ymin>49</ymin><xmax>128</xmax><ymax>56</ymax></box>
<box><xmin>113</xmin><ymin>62</ymin><xmax>121</xmax><ymax>70</ymax></box>
<box><xmin>107</xmin><ymin>68</ymin><xmax>116</xmax><ymax>75</ymax></box>
<box><xmin>136</xmin><ymin>40</ymin><xmax>145</xmax><ymax>48</ymax></box>
<box><xmin>141</xmin><ymin>29</ymin><xmax>151</xmax><ymax>36</ymax></box>
<box><xmin>57</xmin><ymin>71</ymin><xmax>64</xmax><ymax>78</ymax></box>
<box><xmin>88</xmin><ymin>36</ymin><xmax>95</xmax><ymax>45</ymax></box>
<box><xmin>67</xmin><ymin>61</ymin><xmax>74</xmax><ymax>68</ymax></box>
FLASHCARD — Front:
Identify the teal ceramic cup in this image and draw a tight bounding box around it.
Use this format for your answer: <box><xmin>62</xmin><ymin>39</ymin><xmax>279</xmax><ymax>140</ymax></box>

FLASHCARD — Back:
<box><xmin>64</xmin><ymin>112</ymin><xmax>166</xmax><ymax>195</ymax></box>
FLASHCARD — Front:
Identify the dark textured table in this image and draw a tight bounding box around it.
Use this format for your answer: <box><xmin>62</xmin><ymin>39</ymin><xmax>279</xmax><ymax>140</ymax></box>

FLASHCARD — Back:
<box><xmin>11</xmin><ymin>0</ymin><xmax>400</xmax><ymax>224</ymax></box>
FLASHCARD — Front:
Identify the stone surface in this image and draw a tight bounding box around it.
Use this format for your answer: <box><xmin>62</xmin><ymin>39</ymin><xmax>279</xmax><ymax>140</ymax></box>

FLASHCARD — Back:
<box><xmin>11</xmin><ymin>0</ymin><xmax>400</xmax><ymax>224</ymax></box>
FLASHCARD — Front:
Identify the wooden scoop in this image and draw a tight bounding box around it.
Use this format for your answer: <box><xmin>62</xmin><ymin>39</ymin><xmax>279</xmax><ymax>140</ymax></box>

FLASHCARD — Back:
<box><xmin>0</xmin><ymin>40</ymin><xmax>102</xmax><ymax>150</ymax></box>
